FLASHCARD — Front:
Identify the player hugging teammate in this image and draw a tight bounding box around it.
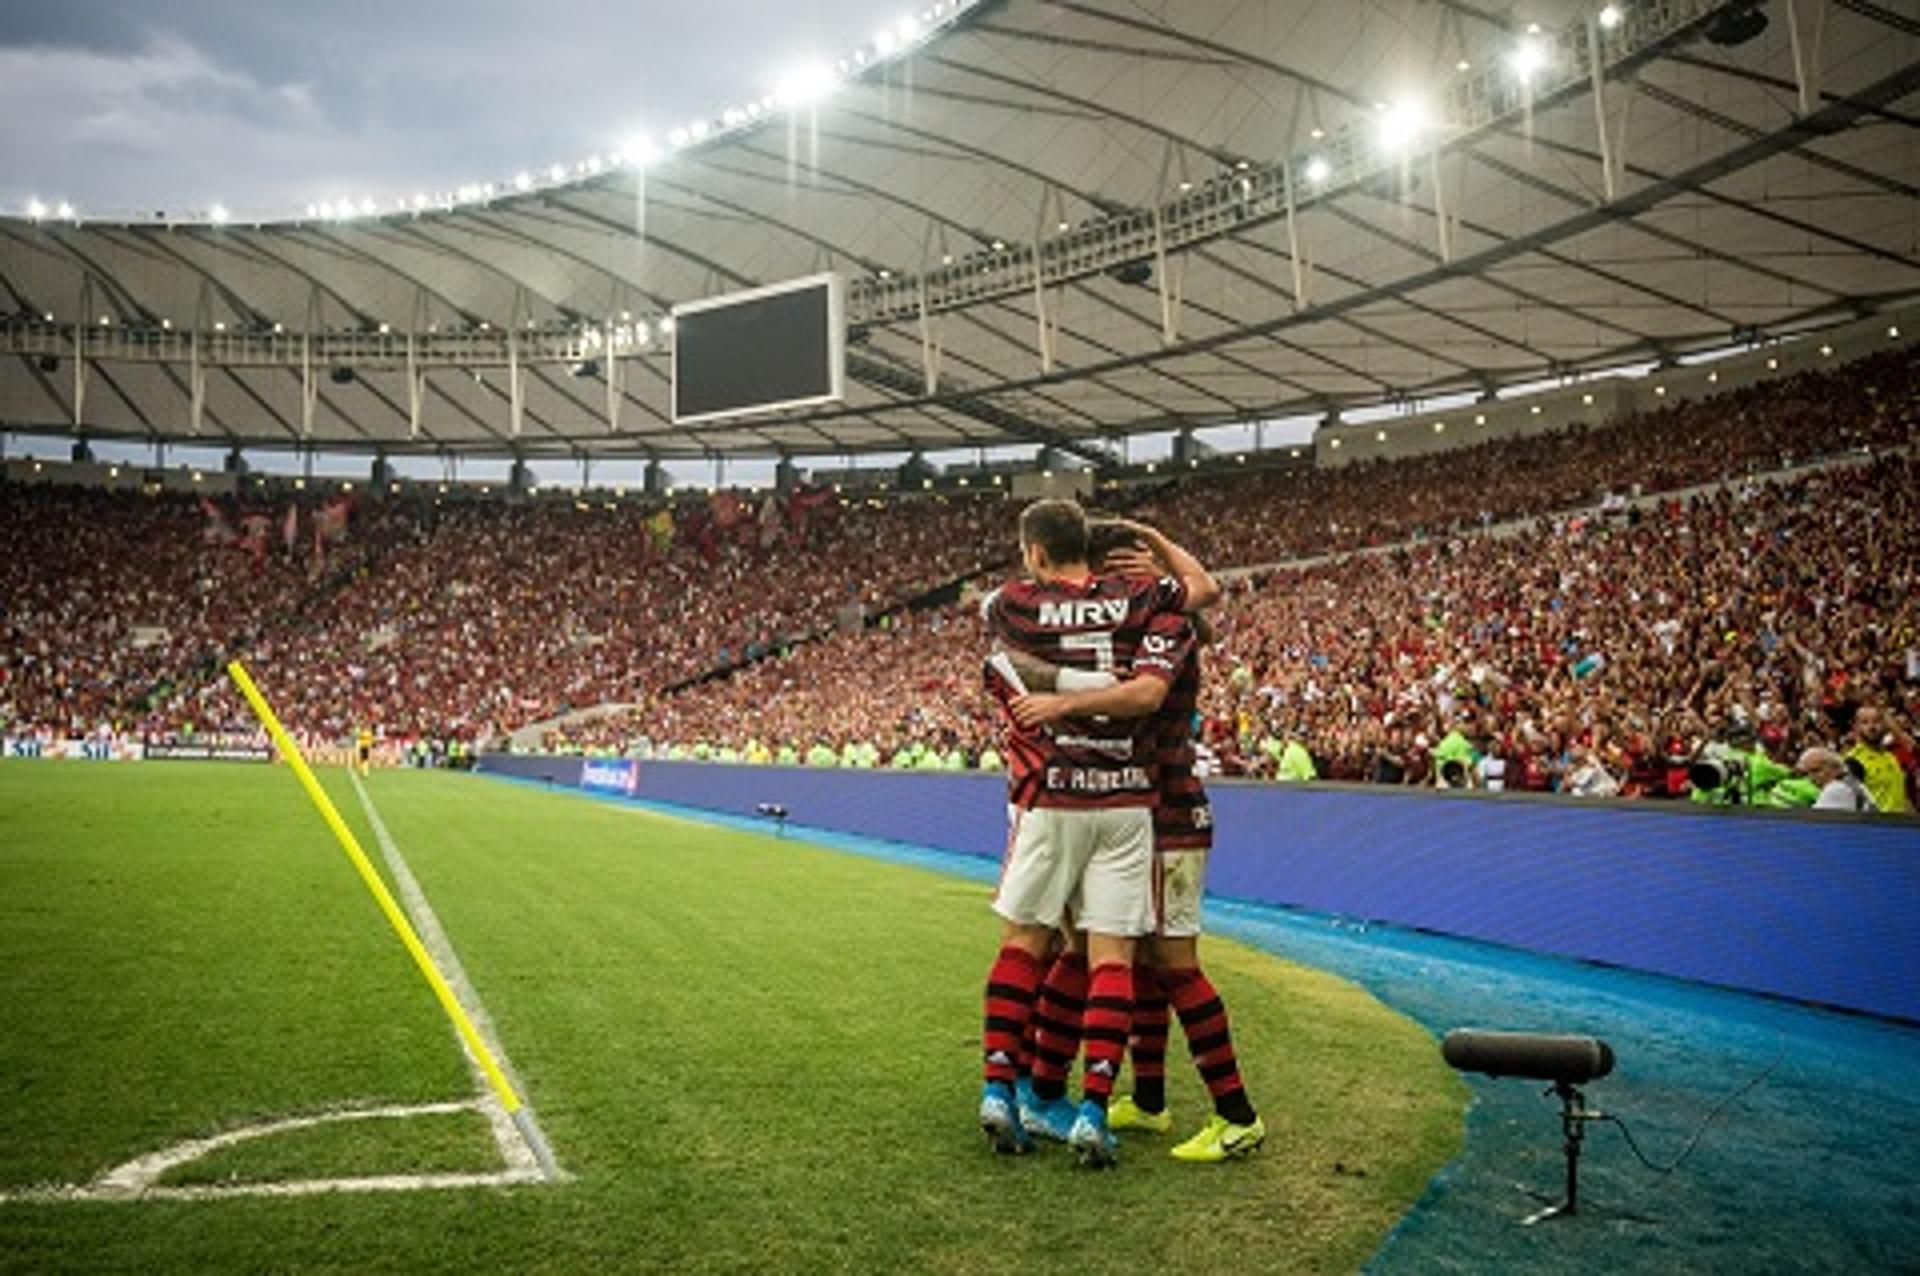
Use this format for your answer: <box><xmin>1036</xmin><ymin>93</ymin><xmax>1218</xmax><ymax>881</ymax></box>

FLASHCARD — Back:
<box><xmin>976</xmin><ymin>498</ymin><xmax>1263</xmax><ymax>1167</ymax></box>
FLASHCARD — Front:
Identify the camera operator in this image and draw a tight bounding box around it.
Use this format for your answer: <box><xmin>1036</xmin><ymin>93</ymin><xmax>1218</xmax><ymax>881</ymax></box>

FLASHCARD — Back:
<box><xmin>1794</xmin><ymin>748</ymin><xmax>1877</xmax><ymax>813</ymax></box>
<box><xmin>1687</xmin><ymin>721</ymin><xmax>1795</xmax><ymax>806</ymax></box>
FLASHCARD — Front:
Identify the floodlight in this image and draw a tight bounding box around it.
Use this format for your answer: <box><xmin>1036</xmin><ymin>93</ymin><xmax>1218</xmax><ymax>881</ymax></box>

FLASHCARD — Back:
<box><xmin>774</xmin><ymin>62</ymin><xmax>838</xmax><ymax>110</ymax></box>
<box><xmin>209</xmin><ymin>203</ymin><xmax>229</xmax><ymax>224</ymax></box>
<box><xmin>1376</xmin><ymin>99</ymin><xmax>1430</xmax><ymax>153</ymax></box>
<box><xmin>26</xmin><ymin>198</ymin><xmax>47</xmax><ymax>219</ymax></box>
<box><xmin>1508</xmin><ymin>36</ymin><xmax>1548</xmax><ymax>81</ymax></box>
<box><xmin>1598</xmin><ymin>5</ymin><xmax>1624</xmax><ymax>30</ymax></box>
<box><xmin>1303</xmin><ymin>156</ymin><xmax>1331</xmax><ymax>185</ymax></box>
<box><xmin>513</xmin><ymin>172</ymin><xmax>532</xmax><ymax>191</ymax></box>
<box><xmin>548</xmin><ymin>164</ymin><xmax>566</xmax><ymax>182</ymax></box>
<box><xmin>874</xmin><ymin>27</ymin><xmax>899</xmax><ymax>55</ymax></box>
<box><xmin>56</xmin><ymin>201</ymin><xmax>75</xmax><ymax>220</ymax></box>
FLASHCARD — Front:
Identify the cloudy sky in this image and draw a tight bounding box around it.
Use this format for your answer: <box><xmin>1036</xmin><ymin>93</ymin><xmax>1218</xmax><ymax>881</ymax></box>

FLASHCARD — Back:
<box><xmin>0</xmin><ymin>0</ymin><xmax>906</xmax><ymax>220</ymax></box>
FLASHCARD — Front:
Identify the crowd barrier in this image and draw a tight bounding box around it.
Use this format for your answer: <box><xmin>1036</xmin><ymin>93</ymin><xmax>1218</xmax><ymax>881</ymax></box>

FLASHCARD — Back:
<box><xmin>475</xmin><ymin>755</ymin><xmax>1920</xmax><ymax>1022</ymax></box>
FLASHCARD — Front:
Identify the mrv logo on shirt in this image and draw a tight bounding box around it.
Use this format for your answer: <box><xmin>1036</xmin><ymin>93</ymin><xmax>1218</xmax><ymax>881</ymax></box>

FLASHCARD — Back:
<box><xmin>1037</xmin><ymin>598</ymin><xmax>1131</xmax><ymax>627</ymax></box>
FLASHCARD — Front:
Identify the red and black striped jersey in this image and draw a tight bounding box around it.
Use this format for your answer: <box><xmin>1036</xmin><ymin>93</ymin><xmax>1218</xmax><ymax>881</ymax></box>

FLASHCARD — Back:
<box><xmin>984</xmin><ymin>572</ymin><xmax>1189</xmax><ymax>810</ymax></box>
<box><xmin>1151</xmin><ymin>644</ymin><xmax>1212</xmax><ymax>851</ymax></box>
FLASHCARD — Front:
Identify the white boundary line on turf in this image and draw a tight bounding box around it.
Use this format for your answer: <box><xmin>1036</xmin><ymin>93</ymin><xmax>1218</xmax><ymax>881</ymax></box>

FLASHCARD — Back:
<box><xmin>346</xmin><ymin>769</ymin><xmax>565</xmax><ymax>1183</ymax></box>
<box><xmin>0</xmin><ymin>1101</ymin><xmax>542</xmax><ymax>1203</ymax></box>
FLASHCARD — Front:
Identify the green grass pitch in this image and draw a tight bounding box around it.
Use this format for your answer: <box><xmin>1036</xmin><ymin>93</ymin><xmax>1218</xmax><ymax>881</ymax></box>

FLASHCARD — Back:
<box><xmin>0</xmin><ymin>761</ymin><xmax>1464</xmax><ymax>1273</ymax></box>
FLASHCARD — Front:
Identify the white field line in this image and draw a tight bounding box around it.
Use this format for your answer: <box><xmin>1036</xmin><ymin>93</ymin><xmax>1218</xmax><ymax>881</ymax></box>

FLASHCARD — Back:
<box><xmin>0</xmin><ymin>1101</ymin><xmax>541</xmax><ymax>1203</ymax></box>
<box><xmin>346</xmin><ymin>770</ymin><xmax>564</xmax><ymax>1182</ymax></box>
<box><xmin>0</xmin><ymin>772</ymin><xmax>566</xmax><ymax>1206</ymax></box>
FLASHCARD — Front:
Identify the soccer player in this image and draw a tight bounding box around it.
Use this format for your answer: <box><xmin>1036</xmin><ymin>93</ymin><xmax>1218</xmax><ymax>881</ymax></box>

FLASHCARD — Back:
<box><xmin>355</xmin><ymin>725</ymin><xmax>374</xmax><ymax>778</ymax></box>
<box><xmin>976</xmin><ymin>500</ymin><xmax>1218</xmax><ymax>1166</ymax></box>
<box><xmin>1007</xmin><ymin>522</ymin><xmax>1265</xmax><ymax>1162</ymax></box>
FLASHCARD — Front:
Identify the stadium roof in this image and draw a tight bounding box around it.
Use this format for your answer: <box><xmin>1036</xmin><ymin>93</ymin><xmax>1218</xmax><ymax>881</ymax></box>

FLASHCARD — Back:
<box><xmin>2</xmin><ymin>0</ymin><xmax>1917</xmax><ymax>460</ymax></box>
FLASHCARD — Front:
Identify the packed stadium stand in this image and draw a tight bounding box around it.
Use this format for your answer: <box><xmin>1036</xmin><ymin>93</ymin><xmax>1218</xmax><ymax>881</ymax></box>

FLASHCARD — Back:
<box><xmin>6</xmin><ymin>344</ymin><xmax>1915</xmax><ymax>809</ymax></box>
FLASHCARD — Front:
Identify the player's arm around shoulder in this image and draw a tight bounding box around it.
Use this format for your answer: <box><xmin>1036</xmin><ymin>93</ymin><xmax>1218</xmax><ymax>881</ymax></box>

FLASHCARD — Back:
<box><xmin>1113</xmin><ymin>519</ymin><xmax>1220</xmax><ymax>611</ymax></box>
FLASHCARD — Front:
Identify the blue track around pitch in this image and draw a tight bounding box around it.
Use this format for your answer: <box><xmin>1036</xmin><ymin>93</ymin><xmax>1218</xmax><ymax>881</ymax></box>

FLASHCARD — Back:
<box><xmin>483</xmin><ymin>775</ymin><xmax>1920</xmax><ymax>1274</ymax></box>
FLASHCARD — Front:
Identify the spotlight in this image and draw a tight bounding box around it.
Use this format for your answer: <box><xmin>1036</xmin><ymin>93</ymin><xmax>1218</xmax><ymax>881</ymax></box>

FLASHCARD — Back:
<box><xmin>1376</xmin><ymin>99</ymin><xmax>1430</xmax><ymax>154</ymax></box>
<box><xmin>1508</xmin><ymin>36</ymin><xmax>1549</xmax><ymax>82</ymax></box>
<box><xmin>774</xmin><ymin>62</ymin><xmax>837</xmax><ymax>109</ymax></box>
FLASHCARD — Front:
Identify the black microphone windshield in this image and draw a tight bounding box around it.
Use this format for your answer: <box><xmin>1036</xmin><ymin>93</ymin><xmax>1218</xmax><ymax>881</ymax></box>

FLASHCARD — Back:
<box><xmin>1441</xmin><ymin>1029</ymin><xmax>1615</xmax><ymax>1084</ymax></box>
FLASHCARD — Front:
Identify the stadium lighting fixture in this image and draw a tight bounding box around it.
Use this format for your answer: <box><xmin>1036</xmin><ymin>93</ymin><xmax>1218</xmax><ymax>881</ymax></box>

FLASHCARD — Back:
<box><xmin>1375</xmin><ymin>98</ymin><xmax>1431</xmax><ymax>154</ymax></box>
<box><xmin>213</xmin><ymin>321</ymin><xmax>226</xmax><ymax>332</ymax></box>
<box><xmin>584</xmin><ymin>154</ymin><xmax>603</xmax><ymax>174</ymax></box>
<box><xmin>659</xmin><ymin>316</ymin><xmax>675</xmax><ymax>334</ymax></box>
<box><xmin>192</xmin><ymin>471</ymin><xmax>203</xmax><ymax>483</ymax></box>
<box><xmin>1582</xmin><ymin>392</ymin><xmax>1594</xmax><ymax>405</ymax></box>
<box><xmin>1766</xmin><ymin>356</ymin><xmax>1779</xmax><ymax>369</ymax></box>
<box><xmin>1530</xmin><ymin>404</ymin><xmax>1542</xmax><ymax>414</ymax></box>
<box><xmin>897</xmin><ymin>14</ymin><xmax>922</xmax><ymax>42</ymax></box>
<box><xmin>378</xmin><ymin>322</ymin><xmax>391</xmax><ymax>335</ymax></box>
<box><xmin>56</xmin><ymin>201</ymin><xmax>74</xmax><ymax>220</ymax></box>
<box><xmin>513</xmin><ymin>172</ymin><xmax>532</xmax><ymax>191</ymax></box>
<box><xmin>1309</xmin><ymin>127</ymin><xmax>1325</xmax><ymax>140</ymax></box>
<box><xmin>1303</xmin><ymin>156</ymin><xmax>1331</xmax><ymax>185</ymax></box>
<box><xmin>98</xmin><ymin>315</ymin><xmax>111</xmax><ymax>326</ymax></box>
<box><xmin>305</xmin><ymin>203</ymin><xmax>318</xmax><ymax>218</ymax></box>
<box><xmin>161</xmin><ymin>318</ymin><xmax>172</xmax><ymax>330</ymax></box>
<box><xmin>1456</xmin><ymin>59</ymin><xmax>1471</xmax><ymax>72</ymax></box>
<box><xmin>1598</xmin><ymin>5</ymin><xmax>1624</xmax><ymax>30</ymax></box>
<box><xmin>1819</xmin><ymin>344</ymin><xmax>1833</xmax><ymax>357</ymax></box>
<box><xmin>689</xmin><ymin>120</ymin><xmax>710</xmax><ymax>141</ymax></box>
<box><xmin>1890</xmin><ymin>325</ymin><xmax>1901</xmax><ymax>339</ymax></box>
<box><xmin>1329</xmin><ymin>438</ymin><xmax>1342</xmax><ymax>449</ymax></box>
<box><xmin>874</xmin><ymin>27</ymin><xmax>899</xmax><ymax>56</ymax></box>
<box><xmin>1654</xmin><ymin>385</ymin><xmax>1667</xmax><ymax>396</ymax></box>
<box><xmin>1507</xmin><ymin>35</ymin><xmax>1549</xmax><ymax>82</ymax></box>
<box><xmin>1707</xmin><ymin>370</ymin><xmax>1718</xmax><ymax>383</ymax></box>
<box><xmin>1376</xmin><ymin>430</ymin><xmax>1387</xmax><ymax>441</ymax></box>
<box><xmin>774</xmin><ymin>62</ymin><xmax>838</xmax><ymax>110</ymax></box>
<box><xmin>359</xmin><ymin>197</ymin><xmax>376</xmax><ymax>216</ymax></box>
<box><xmin>1474</xmin><ymin>413</ymin><xmax>1487</xmax><ymax>425</ymax></box>
<box><xmin>25</xmin><ymin>198</ymin><xmax>47</xmax><ymax>219</ymax></box>
<box><xmin>547</xmin><ymin>163</ymin><xmax>566</xmax><ymax>182</ymax></box>
<box><xmin>990</xmin><ymin>238</ymin><xmax>1006</xmax><ymax>251</ymax></box>
<box><xmin>208</xmin><ymin>203</ymin><xmax>229</xmax><ymax>225</ymax></box>
<box><xmin>1434</xmin><ymin>421</ymin><xmax>1446</xmax><ymax>432</ymax></box>
<box><xmin>668</xmin><ymin>128</ymin><xmax>690</xmax><ymax>149</ymax></box>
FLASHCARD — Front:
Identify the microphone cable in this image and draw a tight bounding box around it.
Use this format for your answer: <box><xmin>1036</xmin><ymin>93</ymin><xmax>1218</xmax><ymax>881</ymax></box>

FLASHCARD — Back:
<box><xmin>1598</xmin><ymin>1041</ymin><xmax>1786</xmax><ymax>1175</ymax></box>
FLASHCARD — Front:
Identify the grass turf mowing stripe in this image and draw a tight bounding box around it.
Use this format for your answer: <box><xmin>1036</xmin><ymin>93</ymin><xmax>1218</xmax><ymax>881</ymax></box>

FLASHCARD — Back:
<box><xmin>347</xmin><ymin>770</ymin><xmax>562</xmax><ymax>1181</ymax></box>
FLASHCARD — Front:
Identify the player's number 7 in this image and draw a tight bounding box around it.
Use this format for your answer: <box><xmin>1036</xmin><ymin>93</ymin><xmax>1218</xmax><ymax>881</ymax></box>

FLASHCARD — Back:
<box><xmin>1061</xmin><ymin>631</ymin><xmax>1116</xmax><ymax>672</ymax></box>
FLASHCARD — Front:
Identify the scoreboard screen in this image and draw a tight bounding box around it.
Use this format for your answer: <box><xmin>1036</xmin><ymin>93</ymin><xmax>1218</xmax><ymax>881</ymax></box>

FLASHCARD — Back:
<box><xmin>671</xmin><ymin>273</ymin><xmax>846</xmax><ymax>424</ymax></box>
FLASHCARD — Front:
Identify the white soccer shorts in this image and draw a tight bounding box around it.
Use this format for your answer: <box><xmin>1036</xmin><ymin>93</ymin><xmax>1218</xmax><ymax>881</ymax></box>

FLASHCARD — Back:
<box><xmin>994</xmin><ymin>804</ymin><xmax>1155</xmax><ymax>937</ymax></box>
<box><xmin>1155</xmin><ymin>850</ymin><xmax>1209</xmax><ymax>938</ymax></box>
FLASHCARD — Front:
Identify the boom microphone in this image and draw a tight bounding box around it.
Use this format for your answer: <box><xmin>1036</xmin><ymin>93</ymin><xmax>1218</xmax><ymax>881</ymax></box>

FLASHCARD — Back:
<box><xmin>1442</xmin><ymin>1029</ymin><xmax>1615</xmax><ymax>1084</ymax></box>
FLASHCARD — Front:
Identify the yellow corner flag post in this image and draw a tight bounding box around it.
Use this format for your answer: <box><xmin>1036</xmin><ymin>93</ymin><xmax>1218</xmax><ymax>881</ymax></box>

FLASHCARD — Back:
<box><xmin>226</xmin><ymin>660</ymin><xmax>525</xmax><ymax>1118</ymax></box>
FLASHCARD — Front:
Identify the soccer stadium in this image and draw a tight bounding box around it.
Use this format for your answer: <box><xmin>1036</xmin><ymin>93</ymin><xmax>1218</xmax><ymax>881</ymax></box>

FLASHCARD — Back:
<box><xmin>2</xmin><ymin>0</ymin><xmax>1917</xmax><ymax>1270</ymax></box>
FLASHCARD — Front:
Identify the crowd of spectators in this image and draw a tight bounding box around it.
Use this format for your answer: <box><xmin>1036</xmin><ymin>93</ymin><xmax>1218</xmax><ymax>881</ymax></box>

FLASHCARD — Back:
<box><xmin>1</xmin><ymin>480</ymin><xmax>1011</xmax><ymax>748</ymax></box>
<box><xmin>3</xmin><ymin>344</ymin><xmax>1915</xmax><ymax>812</ymax></box>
